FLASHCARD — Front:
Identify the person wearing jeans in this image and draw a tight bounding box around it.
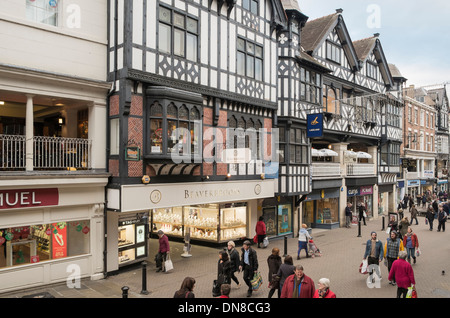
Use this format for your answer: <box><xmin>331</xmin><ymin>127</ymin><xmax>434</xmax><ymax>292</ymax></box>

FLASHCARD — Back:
<box><xmin>403</xmin><ymin>227</ymin><xmax>419</xmax><ymax>264</ymax></box>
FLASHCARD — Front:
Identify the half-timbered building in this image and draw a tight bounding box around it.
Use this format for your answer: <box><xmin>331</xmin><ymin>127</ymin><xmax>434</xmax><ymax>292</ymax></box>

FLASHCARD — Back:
<box><xmin>105</xmin><ymin>0</ymin><xmax>288</xmax><ymax>272</ymax></box>
<box><xmin>296</xmin><ymin>9</ymin><xmax>399</xmax><ymax>229</ymax></box>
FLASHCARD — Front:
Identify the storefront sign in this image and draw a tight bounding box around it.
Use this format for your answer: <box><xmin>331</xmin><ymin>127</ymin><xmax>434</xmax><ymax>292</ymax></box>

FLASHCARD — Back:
<box><xmin>51</xmin><ymin>223</ymin><xmax>67</xmax><ymax>259</ymax></box>
<box><xmin>0</xmin><ymin>188</ymin><xmax>59</xmax><ymax>210</ymax></box>
<box><xmin>408</xmin><ymin>180</ymin><xmax>420</xmax><ymax>187</ymax></box>
<box><xmin>119</xmin><ymin>180</ymin><xmax>275</xmax><ymax>212</ymax></box>
<box><xmin>307</xmin><ymin>113</ymin><xmax>324</xmax><ymax>138</ymax></box>
<box><xmin>347</xmin><ymin>188</ymin><xmax>359</xmax><ymax>197</ymax></box>
<box><xmin>360</xmin><ymin>186</ymin><xmax>373</xmax><ymax>195</ymax></box>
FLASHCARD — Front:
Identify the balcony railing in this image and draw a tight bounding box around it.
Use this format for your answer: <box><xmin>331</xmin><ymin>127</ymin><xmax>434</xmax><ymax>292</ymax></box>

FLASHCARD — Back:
<box><xmin>0</xmin><ymin>134</ymin><xmax>91</xmax><ymax>170</ymax></box>
<box><xmin>346</xmin><ymin>163</ymin><xmax>375</xmax><ymax>176</ymax></box>
<box><xmin>312</xmin><ymin>163</ymin><xmax>342</xmax><ymax>178</ymax></box>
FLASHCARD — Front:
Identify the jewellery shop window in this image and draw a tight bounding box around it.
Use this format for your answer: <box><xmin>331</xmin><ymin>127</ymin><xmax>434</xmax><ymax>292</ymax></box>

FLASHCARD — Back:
<box><xmin>0</xmin><ymin>221</ymin><xmax>91</xmax><ymax>269</ymax></box>
<box><xmin>118</xmin><ymin>218</ymin><xmax>148</xmax><ymax>266</ymax></box>
<box><xmin>151</xmin><ymin>203</ymin><xmax>247</xmax><ymax>243</ymax></box>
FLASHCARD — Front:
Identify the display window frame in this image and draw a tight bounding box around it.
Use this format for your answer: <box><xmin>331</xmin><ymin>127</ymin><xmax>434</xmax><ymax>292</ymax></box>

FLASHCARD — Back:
<box><xmin>262</xmin><ymin>202</ymin><xmax>293</xmax><ymax>237</ymax></box>
<box><xmin>151</xmin><ymin>202</ymin><xmax>247</xmax><ymax>243</ymax></box>
<box><xmin>118</xmin><ymin>215</ymin><xmax>148</xmax><ymax>266</ymax></box>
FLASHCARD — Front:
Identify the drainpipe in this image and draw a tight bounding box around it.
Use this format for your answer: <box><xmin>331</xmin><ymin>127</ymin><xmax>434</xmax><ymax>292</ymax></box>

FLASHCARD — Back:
<box><xmin>103</xmin><ymin>0</ymin><xmax>119</xmax><ymax>279</ymax></box>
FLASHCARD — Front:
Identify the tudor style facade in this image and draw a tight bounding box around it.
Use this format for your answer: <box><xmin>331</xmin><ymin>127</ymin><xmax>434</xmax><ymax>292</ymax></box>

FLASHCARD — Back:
<box><xmin>105</xmin><ymin>0</ymin><xmax>289</xmax><ymax>272</ymax></box>
<box><xmin>289</xmin><ymin>9</ymin><xmax>401</xmax><ymax>228</ymax></box>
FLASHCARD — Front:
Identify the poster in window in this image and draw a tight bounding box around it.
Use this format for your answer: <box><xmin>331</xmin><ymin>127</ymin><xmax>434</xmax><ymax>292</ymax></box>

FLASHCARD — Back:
<box><xmin>52</xmin><ymin>222</ymin><xmax>67</xmax><ymax>259</ymax></box>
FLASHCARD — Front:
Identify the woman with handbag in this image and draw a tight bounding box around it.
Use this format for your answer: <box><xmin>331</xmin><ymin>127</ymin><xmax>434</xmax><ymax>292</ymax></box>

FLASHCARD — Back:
<box><xmin>214</xmin><ymin>250</ymin><xmax>231</xmax><ymax>297</ymax></box>
<box><xmin>267</xmin><ymin>247</ymin><xmax>282</xmax><ymax>298</ymax></box>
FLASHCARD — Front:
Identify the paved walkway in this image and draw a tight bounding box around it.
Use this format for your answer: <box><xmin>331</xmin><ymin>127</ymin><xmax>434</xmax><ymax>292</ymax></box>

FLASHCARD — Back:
<box><xmin>1</xmin><ymin>210</ymin><xmax>449</xmax><ymax>299</ymax></box>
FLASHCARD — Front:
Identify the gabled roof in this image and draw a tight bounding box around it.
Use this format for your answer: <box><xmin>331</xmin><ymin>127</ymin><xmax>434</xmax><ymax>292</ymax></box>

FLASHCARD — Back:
<box><xmin>353</xmin><ymin>34</ymin><xmax>394</xmax><ymax>88</ymax></box>
<box><xmin>388</xmin><ymin>63</ymin><xmax>407</xmax><ymax>82</ymax></box>
<box><xmin>300</xmin><ymin>10</ymin><xmax>360</xmax><ymax>72</ymax></box>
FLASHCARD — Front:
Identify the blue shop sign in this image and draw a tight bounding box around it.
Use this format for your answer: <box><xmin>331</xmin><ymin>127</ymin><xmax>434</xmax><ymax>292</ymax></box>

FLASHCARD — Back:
<box><xmin>307</xmin><ymin>113</ymin><xmax>323</xmax><ymax>138</ymax></box>
<box><xmin>347</xmin><ymin>188</ymin><xmax>359</xmax><ymax>197</ymax></box>
<box><xmin>408</xmin><ymin>180</ymin><xmax>420</xmax><ymax>187</ymax></box>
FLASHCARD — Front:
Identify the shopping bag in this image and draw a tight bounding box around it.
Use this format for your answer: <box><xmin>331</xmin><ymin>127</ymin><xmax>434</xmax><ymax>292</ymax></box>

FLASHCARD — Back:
<box><xmin>253</xmin><ymin>235</ymin><xmax>258</xmax><ymax>243</ymax></box>
<box><xmin>425</xmin><ymin>218</ymin><xmax>428</xmax><ymax>225</ymax></box>
<box><xmin>406</xmin><ymin>286</ymin><xmax>414</xmax><ymax>298</ymax></box>
<box><xmin>164</xmin><ymin>255</ymin><xmax>173</xmax><ymax>272</ymax></box>
<box><xmin>251</xmin><ymin>272</ymin><xmax>263</xmax><ymax>291</ymax></box>
<box><xmin>415</xmin><ymin>248</ymin><xmax>421</xmax><ymax>257</ymax></box>
<box><xmin>359</xmin><ymin>259</ymin><xmax>368</xmax><ymax>274</ymax></box>
<box><xmin>263</xmin><ymin>236</ymin><xmax>269</xmax><ymax>248</ymax></box>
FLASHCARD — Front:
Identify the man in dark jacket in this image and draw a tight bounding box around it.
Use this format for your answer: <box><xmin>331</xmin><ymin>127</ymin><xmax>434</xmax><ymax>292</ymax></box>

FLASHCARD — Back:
<box><xmin>239</xmin><ymin>240</ymin><xmax>259</xmax><ymax>297</ymax></box>
<box><xmin>437</xmin><ymin>204</ymin><xmax>447</xmax><ymax>232</ymax></box>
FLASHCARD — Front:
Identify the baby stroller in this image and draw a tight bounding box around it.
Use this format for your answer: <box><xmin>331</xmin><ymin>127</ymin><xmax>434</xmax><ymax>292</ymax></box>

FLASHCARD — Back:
<box><xmin>308</xmin><ymin>239</ymin><xmax>322</xmax><ymax>258</ymax></box>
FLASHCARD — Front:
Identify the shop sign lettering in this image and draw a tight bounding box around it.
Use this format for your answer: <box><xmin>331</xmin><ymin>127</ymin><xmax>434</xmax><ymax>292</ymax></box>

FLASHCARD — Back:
<box><xmin>184</xmin><ymin>189</ymin><xmax>241</xmax><ymax>199</ymax></box>
<box><xmin>0</xmin><ymin>188</ymin><xmax>59</xmax><ymax>209</ymax></box>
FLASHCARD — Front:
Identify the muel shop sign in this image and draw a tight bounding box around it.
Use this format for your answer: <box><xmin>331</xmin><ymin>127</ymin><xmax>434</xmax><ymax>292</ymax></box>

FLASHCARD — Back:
<box><xmin>0</xmin><ymin>188</ymin><xmax>59</xmax><ymax>209</ymax></box>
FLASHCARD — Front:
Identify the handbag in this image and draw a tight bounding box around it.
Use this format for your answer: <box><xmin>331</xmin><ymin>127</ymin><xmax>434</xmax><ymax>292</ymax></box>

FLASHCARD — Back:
<box><xmin>250</xmin><ymin>272</ymin><xmax>263</xmax><ymax>291</ymax></box>
<box><xmin>212</xmin><ymin>280</ymin><xmax>221</xmax><ymax>297</ymax></box>
<box><xmin>164</xmin><ymin>254</ymin><xmax>173</xmax><ymax>272</ymax></box>
<box><xmin>269</xmin><ymin>274</ymin><xmax>280</xmax><ymax>289</ymax></box>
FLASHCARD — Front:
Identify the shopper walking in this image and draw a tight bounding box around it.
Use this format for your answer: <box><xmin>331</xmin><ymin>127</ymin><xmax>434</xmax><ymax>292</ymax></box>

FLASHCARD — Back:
<box><xmin>255</xmin><ymin>216</ymin><xmax>267</xmax><ymax>248</ymax></box>
<box><xmin>437</xmin><ymin>203</ymin><xmax>447</xmax><ymax>232</ymax></box>
<box><xmin>363</xmin><ymin>231</ymin><xmax>383</xmax><ymax>278</ymax></box>
<box><xmin>239</xmin><ymin>240</ymin><xmax>259</xmax><ymax>297</ymax></box>
<box><xmin>426</xmin><ymin>204</ymin><xmax>435</xmax><ymax>231</ymax></box>
<box><xmin>280</xmin><ymin>265</ymin><xmax>315</xmax><ymax>298</ymax></box>
<box><xmin>358</xmin><ymin>201</ymin><xmax>367</xmax><ymax>225</ymax></box>
<box><xmin>297</xmin><ymin>224</ymin><xmax>311</xmax><ymax>260</ymax></box>
<box><xmin>276</xmin><ymin>255</ymin><xmax>295</xmax><ymax>296</ymax></box>
<box><xmin>155</xmin><ymin>230</ymin><xmax>170</xmax><ymax>272</ymax></box>
<box><xmin>226</xmin><ymin>241</ymin><xmax>241</xmax><ymax>288</ymax></box>
<box><xmin>388</xmin><ymin>250</ymin><xmax>416</xmax><ymax>298</ymax></box>
<box><xmin>345</xmin><ymin>202</ymin><xmax>352</xmax><ymax>228</ymax></box>
<box><xmin>173</xmin><ymin>277</ymin><xmax>196</xmax><ymax>298</ymax></box>
<box><xmin>384</xmin><ymin>231</ymin><xmax>404</xmax><ymax>285</ymax></box>
<box><xmin>313</xmin><ymin>278</ymin><xmax>336</xmax><ymax>298</ymax></box>
<box><xmin>398</xmin><ymin>217</ymin><xmax>410</xmax><ymax>240</ymax></box>
<box><xmin>267</xmin><ymin>247</ymin><xmax>282</xmax><ymax>298</ymax></box>
<box><xmin>217</xmin><ymin>250</ymin><xmax>231</xmax><ymax>289</ymax></box>
<box><xmin>410</xmin><ymin>204</ymin><xmax>419</xmax><ymax>225</ymax></box>
<box><xmin>403</xmin><ymin>227</ymin><xmax>419</xmax><ymax>264</ymax></box>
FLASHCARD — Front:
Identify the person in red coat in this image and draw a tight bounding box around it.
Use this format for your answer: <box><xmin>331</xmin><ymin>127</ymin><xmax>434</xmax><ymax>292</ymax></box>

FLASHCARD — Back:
<box><xmin>255</xmin><ymin>216</ymin><xmax>267</xmax><ymax>248</ymax></box>
<box><xmin>313</xmin><ymin>278</ymin><xmax>336</xmax><ymax>298</ymax></box>
<box><xmin>156</xmin><ymin>230</ymin><xmax>170</xmax><ymax>272</ymax></box>
<box><xmin>388</xmin><ymin>250</ymin><xmax>416</xmax><ymax>298</ymax></box>
<box><xmin>280</xmin><ymin>265</ymin><xmax>315</xmax><ymax>298</ymax></box>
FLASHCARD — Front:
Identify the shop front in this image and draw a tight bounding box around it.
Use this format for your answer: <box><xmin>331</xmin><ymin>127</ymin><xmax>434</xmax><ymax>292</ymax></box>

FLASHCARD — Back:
<box><xmin>407</xmin><ymin>180</ymin><xmax>420</xmax><ymax>198</ymax></box>
<box><xmin>302</xmin><ymin>188</ymin><xmax>340</xmax><ymax>229</ymax></box>
<box><xmin>0</xmin><ymin>176</ymin><xmax>108</xmax><ymax>293</ymax></box>
<box><xmin>261</xmin><ymin>197</ymin><xmax>293</xmax><ymax>237</ymax></box>
<box><xmin>347</xmin><ymin>186</ymin><xmax>374</xmax><ymax>220</ymax></box>
<box><xmin>106</xmin><ymin>179</ymin><xmax>275</xmax><ymax>273</ymax></box>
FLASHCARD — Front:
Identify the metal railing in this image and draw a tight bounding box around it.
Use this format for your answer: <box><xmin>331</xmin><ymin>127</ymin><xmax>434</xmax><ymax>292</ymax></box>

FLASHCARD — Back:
<box><xmin>312</xmin><ymin>163</ymin><xmax>342</xmax><ymax>177</ymax></box>
<box><xmin>0</xmin><ymin>134</ymin><xmax>91</xmax><ymax>170</ymax></box>
<box><xmin>346</xmin><ymin>163</ymin><xmax>376</xmax><ymax>176</ymax></box>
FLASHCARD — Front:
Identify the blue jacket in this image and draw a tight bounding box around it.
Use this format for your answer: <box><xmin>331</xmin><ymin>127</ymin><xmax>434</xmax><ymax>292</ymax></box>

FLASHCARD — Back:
<box><xmin>364</xmin><ymin>239</ymin><xmax>384</xmax><ymax>261</ymax></box>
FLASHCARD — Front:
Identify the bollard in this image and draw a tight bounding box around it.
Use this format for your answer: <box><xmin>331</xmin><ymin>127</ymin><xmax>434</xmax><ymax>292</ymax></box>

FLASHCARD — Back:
<box><xmin>283</xmin><ymin>236</ymin><xmax>288</xmax><ymax>257</ymax></box>
<box><xmin>122</xmin><ymin>286</ymin><xmax>130</xmax><ymax>298</ymax></box>
<box><xmin>381</xmin><ymin>215</ymin><xmax>385</xmax><ymax>231</ymax></box>
<box><xmin>141</xmin><ymin>261</ymin><xmax>149</xmax><ymax>295</ymax></box>
<box><xmin>357</xmin><ymin>220</ymin><xmax>361</xmax><ymax>237</ymax></box>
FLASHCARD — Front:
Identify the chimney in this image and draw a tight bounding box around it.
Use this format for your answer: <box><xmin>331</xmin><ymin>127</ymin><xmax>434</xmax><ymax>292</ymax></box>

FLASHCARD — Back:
<box><xmin>373</xmin><ymin>33</ymin><xmax>380</xmax><ymax>38</ymax></box>
<box><xmin>336</xmin><ymin>8</ymin><xmax>343</xmax><ymax>14</ymax></box>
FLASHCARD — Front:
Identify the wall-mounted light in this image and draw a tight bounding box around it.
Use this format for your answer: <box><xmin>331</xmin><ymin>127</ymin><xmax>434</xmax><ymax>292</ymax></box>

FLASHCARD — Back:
<box><xmin>58</xmin><ymin>116</ymin><xmax>65</xmax><ymax>125</ymax></box>
<box><xmin>260</xmin><ymin>174</ymin><xmax>265</xmax><ymax>180</ymax></box>
<box><xmin>226</xmin><ymin>173</ymin><xmax>231</xmax><ymax>180</ymax></box>
<box><xmin>201</xmin><ymin>176</ymin><xmax>210</xmax><ymax>181</ymax></box>
<box><xmin>0</xmin><ymin>101</ymin><xmax>4</xmax><ymax>105</ymax></box>
<box><xmin>141</xmin><ymin>175</ymin><xmax>150</xmax><ymax>184</ymax></box>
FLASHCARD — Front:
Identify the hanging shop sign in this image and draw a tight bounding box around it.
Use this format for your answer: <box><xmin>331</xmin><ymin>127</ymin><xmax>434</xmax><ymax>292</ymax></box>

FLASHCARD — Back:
<box><xmin>0</xmin><ymin>188</ymin><xmax>59</xmax><ymax>210</ymax></box>
<box><xmin>307</xmin><ymin>113</ymin><xmax>324</xmax><ymax>138</ymax></box>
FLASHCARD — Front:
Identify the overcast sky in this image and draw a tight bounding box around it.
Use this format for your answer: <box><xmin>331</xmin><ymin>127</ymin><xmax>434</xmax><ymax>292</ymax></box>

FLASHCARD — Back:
<box><xmin>298</xmin><ymin>0</ymin><xmax>450</xmax><ymax>90</ymax></box>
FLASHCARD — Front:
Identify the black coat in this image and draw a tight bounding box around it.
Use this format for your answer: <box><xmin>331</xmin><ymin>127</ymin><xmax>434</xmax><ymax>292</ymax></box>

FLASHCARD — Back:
<box><xmin>228</xmin><ymin>248</ymin><xmax>240</xmax><ymax>272</ymax></box>
<box><xmin>267</xmin><ymin>254</ymin><xmax>282</xmax><ymax>282</ymax></box>
<box><xmin>240</xmin><ymin>247</ymin><xmax>258</xmax><ymax>272</ymax></box>
<box><xmin>217</xmin><ymin>259</ymin><xmax>231</xmax><ymax>284</ymax></box>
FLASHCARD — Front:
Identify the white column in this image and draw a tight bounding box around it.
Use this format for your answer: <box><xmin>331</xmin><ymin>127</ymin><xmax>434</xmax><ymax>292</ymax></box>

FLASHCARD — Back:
<box><xmin>88</xmin><ymin>102</ymin><xmax>107</xmax><ymax>170</ymax></box>
<box><xmin>25</xmin><ymin>94</ymin><xmax>34</xmax><ymax>171</ymax></box>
